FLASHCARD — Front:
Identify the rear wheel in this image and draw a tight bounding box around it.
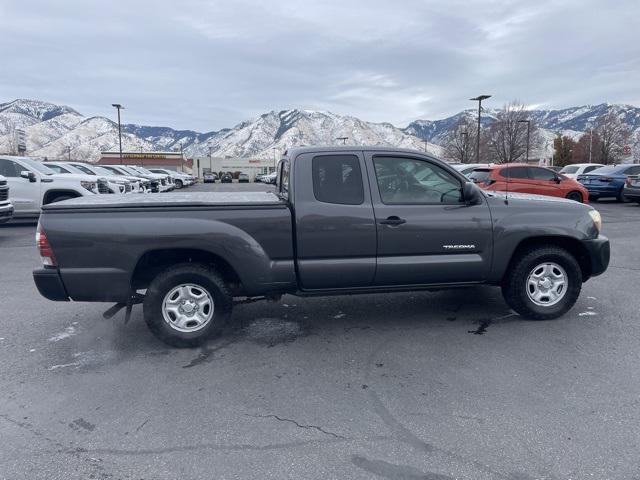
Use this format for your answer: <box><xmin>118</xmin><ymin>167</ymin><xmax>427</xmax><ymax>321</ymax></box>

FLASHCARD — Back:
<box><xmin>566</xmin><ymin>191</ymin><xmax>583</xmax><ymax>202</ymax></box>
<box><xmin>143</xmin><ymin>263</ymin><xmax>232</xmax><ymax>347</ymax></box>
<box><xmin>175</xmin><ymin>179</ymin><xmax>183</xmax><ymax>189</ymax></box>
<box><xmin>502</xmin><ymin>246</ymin><xmax>582</xmax><ymax>320</ymax></box>
<box><xmin>617</xmin><ymin>189</ymin><xmax>629</xmax><ymax>203</ymax></box>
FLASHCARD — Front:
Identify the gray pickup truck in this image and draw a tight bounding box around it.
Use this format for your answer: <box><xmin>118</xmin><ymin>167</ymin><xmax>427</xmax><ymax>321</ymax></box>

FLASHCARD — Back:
<box><xmin>33</xmin><ymin>147</ymin><xmax>610</xmax><ymax>347</ymax></box>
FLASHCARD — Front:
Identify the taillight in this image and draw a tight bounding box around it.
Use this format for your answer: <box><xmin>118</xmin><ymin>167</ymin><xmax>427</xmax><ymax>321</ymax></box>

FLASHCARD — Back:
<box><xmin>36</xmin><ymin>222</ymin><xmax>57</xmax><ymax>267</ymax></box>
<box><xmin>599</xmin><ymin>177</ymin><xmax>612</xmax><ymax>182</ymax></box>
<box><xmin>626</xmin><ymin>177</ymin><xmax>633</xmax><ymax>186</ymax></box>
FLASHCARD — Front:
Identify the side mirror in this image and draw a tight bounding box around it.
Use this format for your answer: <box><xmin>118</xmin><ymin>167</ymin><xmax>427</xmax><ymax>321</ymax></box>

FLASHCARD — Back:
<box><xmin>462</xmin><ymin>181</ymin><xmax>482</xmax><ymax>205</ymax></box>
<box><xmin>20</xmin><ymin>171</ymin><xmax>37</xmax><ymax>182</ymax></box>
<box><xmin>553</xmin><ymin>176</ymin><xmax>562</xmax><ymax>183</ymax></box>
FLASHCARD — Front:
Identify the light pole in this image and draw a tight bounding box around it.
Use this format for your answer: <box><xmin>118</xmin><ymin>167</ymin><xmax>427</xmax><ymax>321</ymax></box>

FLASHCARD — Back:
<box><xmin>518</xmin><ymin>119</ymin><xmax>531</xmax><ymax>162</ymax></box>
<box><xmin>336</xmin><ymin>136</ymin><xmax>348</xmax><ymax>145</ymax></box>
<box><xmin>422</xmin><ymin>139</ymin><xmax>428</xmax><ymax>153</ymax></box>
<box><xmin>470</xmin><ymin>95</ymin><xmax>491</xmax><ymax>162</ymax></box>
<box><xmin>461</xmin><ymin>131</ymin><xmax>468</xmax><ymax>163</ymax></box>
<box><xmin>272</xmin><ymin>147</ymin><xmax>278</xmax><ymax>172</ymax></box>
<box><xmin>208</xmin><ymin>146</ymin><xmax>213</xmax><ymax>176</ymax></box>
<box><xmin>111</xmin><ymin>103</ymin><xmax>124</xmax><ymax>164</ymax></box>
<box><xmin>67</xmin><ymin>145</ymin><xmax>71</xmax><ymax>161</ymax></box>
<box><xmin>589</xmin><ymin>127</ymin><xmax>593</xmax><ymax>163</ymax></box>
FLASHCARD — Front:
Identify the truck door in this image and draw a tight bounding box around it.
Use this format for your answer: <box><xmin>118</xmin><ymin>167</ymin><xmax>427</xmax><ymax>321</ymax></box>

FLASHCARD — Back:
<box><xmin>364</xmin><ymin>152</ymin><xmax>493</xmax><ymax>285</ymax></box>
<box><xmin>0</xmin><ymin>158</ymin><xmax>40</xmax><ymax>215</ymax></box>
<box><xmin>293</xmin><ymin>151</ymin><xmax>377</xmax><ymax>289</ymax></box>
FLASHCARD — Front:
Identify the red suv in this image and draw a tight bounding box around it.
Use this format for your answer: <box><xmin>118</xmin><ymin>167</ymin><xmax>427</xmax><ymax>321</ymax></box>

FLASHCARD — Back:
<box><xmin>469</xmin><ymin>164</ymin><xmax>589</xmax><ymax>203</ymax></box>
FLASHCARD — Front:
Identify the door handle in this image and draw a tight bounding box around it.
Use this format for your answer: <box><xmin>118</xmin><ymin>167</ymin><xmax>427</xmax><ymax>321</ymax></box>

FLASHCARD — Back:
<box><xmin>379</xmin><ymin>216</ymin><xmax>406</xmax><ymax>226</ymax></box>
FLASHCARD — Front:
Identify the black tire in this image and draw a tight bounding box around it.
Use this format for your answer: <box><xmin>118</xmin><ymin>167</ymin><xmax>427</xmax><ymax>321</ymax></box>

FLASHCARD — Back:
<box><xmin>175</xmin><ymin>180</ymin><xmax>183</xmax><ymax>189</ymax></box>
<box><xmin>566</xmin><ymin>191</ymin><xmax>583</xmax><ymax>203</ymax></box>
<box><xmin>143</xmin><ymin>263</ymin><xmax>232</xmax><ymax>347</ymax></box>
<box><xmin>616</xmin><ymin>189</ymin><xmax>629</xmax><ymax>203</ymax></box>
<box><xmin>502</xmin><ymin>246</ymin><xmax>582</xmax><ymax>320</ymax></box>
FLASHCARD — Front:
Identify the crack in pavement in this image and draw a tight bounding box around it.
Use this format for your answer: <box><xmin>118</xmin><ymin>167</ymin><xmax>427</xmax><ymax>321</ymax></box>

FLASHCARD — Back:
<box><xmin>70</xmin><ymin>437</ymin><xmax>350</xmax><ymax>456</ymax></box>
<box><xmin>245</xmin><ymin>413</ymin><xmax>345</xmax><ymax>439</ymax></box>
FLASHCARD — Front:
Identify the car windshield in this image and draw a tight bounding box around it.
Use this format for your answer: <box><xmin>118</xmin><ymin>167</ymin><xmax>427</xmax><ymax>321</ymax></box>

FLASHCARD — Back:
<box><xmin>93</xmin><ymin>166</ymin><xmax>115</xmax><ymax>175</ymax></box>
<box><xmin>58</xmin><ymin>164</ymin><xmax>88</xmax><ymax>175</ymax></box>
<box><xmin>560</xmin><ymin>166</ymin><xmax>579</xmax><ymax>174</ymax></box>
<box><xmin>469</xmin><ymin>169</ymin><xmax>492</xmax><ymax>183</ymax></box>
<box><xmin>589</xmin><ymin>166</ymin><xmax>625</xmax><ymax>175</ymax></box>
<box><xmin>134</xmin><ymin>166</ymin><xmax>154</xmax><ymax>175</ymax></box>
<box><xmin>20</xmin><ymin>157</ymin><xmax>57</xmax><ymax>175</ymax></box>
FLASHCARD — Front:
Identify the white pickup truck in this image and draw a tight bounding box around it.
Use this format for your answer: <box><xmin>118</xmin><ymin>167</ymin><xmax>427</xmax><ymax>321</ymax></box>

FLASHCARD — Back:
<box><xmin>0</xmin><ymin>175</ymin><xmax>14</xmax><ymax>223</ymax></box>
<box><xmin>0</xmin><ymin>156</ymin><xmax>102</xmax><ymax>218</ymax></box>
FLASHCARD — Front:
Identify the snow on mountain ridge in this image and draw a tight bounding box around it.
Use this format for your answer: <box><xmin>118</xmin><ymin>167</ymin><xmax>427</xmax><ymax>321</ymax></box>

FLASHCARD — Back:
<box><xmin>0</xmin><ymin>99</ymin><xmax>638</xmax><ymax>162</ymax></box>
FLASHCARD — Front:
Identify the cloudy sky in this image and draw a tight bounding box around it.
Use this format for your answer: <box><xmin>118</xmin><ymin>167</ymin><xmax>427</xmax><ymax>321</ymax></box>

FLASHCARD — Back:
<box><xmin>2</xmin><ymin>0</ymin><xmax>638</xmax><ymax>131</ymax></box>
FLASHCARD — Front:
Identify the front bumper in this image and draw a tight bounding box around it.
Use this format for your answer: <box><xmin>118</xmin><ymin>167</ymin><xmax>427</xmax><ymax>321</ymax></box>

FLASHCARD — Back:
<box><xmin>0</xmin><ymin>203</ymin><xmax>14</xmax><ymax>224</ymax></box>
<box><xmin>582</xmin><ymin>235</ymin><xmax>610</xmax><ymax>278</ymax></box>
<box><xmin>33</xmin><ymin>268</ymin><xmax>69</xmax><ymax>301</ymax></box>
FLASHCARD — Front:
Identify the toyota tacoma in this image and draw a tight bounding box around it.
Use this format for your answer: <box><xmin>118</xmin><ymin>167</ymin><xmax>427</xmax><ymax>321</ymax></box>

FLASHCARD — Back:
<box><xmin>33</xmin><ymin>147</ymin><xmax>610</xmax><ymax>347</ymax></box>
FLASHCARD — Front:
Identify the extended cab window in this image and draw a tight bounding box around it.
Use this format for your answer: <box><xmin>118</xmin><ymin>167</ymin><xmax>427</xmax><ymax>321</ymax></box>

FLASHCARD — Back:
<box><xmin>373</xmin><ymin>156</ymin><xmax>462</xmax><ymax>204</ymax></box>
<box><xmin>312</xmin><ymin>155</ymin><xmax>364</xmax><ymax>205</ymax></box>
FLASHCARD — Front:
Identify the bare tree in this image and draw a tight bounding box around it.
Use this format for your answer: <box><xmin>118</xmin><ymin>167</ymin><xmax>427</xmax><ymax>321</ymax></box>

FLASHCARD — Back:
<box><xmin>443</xmin><ymin>116</ymin><xmax>476</xmax><ymax>163</ymax></box>
<box><xmin>594</xmin><ymin>112</ymin><xmax>631</xmax><ymax>164</ymax></box>
<box><xmin>485</xmin><ymin>101</ymin><xmax>538</xmax><ymax>164</ymax></box>
<box><xmin>632</xmin><ymin>130</ymin><xmax>640</xmax><ymax>164</ymax></box>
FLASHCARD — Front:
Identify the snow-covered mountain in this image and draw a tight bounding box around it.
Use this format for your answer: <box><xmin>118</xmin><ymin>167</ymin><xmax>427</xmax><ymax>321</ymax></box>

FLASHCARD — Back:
<box><xmin>0</xmin><ymin>99</ymin><xmax>440</xmax><ymax>161</ymax></box>
<box><xmin>1</xmin><ymin>98</ymin><xmax>638</xmax><ymax>162</ymax></box>
<box><xmin>405</xmin><ymin>103</ymin><xmax>640</xmax><ymax>143</ymax></box>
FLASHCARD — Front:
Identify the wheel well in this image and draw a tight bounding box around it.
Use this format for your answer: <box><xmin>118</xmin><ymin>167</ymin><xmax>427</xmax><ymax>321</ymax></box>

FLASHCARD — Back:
<box><xmin>131</xmin><ymin>249</ymin><xmax>243</xmax><ymax>294</ymax></box>
<box><xmin>508</xmin><ymin>236</ymin><xmax>592</xmax><ymax>281</ymax></box>
<box><xmin>43</xmin><ymin>189</ymin><xmax>82</xmax><ymax>204</ymax></box>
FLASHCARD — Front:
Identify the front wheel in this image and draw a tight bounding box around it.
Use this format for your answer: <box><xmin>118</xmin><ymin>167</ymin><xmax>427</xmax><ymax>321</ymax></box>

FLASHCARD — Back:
<box><xmin>566</xmin><ymin>191</ymin><xmax>583</xmax><ymax>203</ymax></box>
<box><xmin>143</xmin><ymin>263</ymin><xmax>233</xmax><ymax>347</ymax></box>
<box><xmin>502</xmin><ymin>246</ymin><xmax>582</xmax><ymax>320</ymax></box>
<box><xmin>175</xmin><ymin>180</ymin><xmax>183</xmax><ymax>189</ymax></box>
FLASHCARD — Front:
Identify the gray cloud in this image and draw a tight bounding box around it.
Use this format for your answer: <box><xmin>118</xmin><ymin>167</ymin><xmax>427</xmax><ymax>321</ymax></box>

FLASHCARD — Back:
<box><xmin>1</xmin><ymin>0</ymin><xmax>638</xmax><ymax>130</ymax></box>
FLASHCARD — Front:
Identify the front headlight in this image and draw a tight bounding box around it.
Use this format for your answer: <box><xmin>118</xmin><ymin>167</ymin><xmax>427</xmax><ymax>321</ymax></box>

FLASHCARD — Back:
<box><xmin>81</xmin><ymin>181</ymin><xmax>97</xmax><ymax>193</ymax></box>
<box><xmin>589</xmin><ymin>209</ymin><xmax>602</xmax><ymax>233</ymax></box>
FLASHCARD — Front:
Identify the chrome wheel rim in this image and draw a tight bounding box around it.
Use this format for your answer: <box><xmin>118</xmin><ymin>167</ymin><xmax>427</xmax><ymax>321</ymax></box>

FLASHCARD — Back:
<box><xmin>526</xmin><ymin>262</ymin><xmax>567</xmax><ymax>307</ymax></box>
<box><xmin>162</xmin><ymin>284</ymin><xmax>214</xmax><ymax>332</ymax></box>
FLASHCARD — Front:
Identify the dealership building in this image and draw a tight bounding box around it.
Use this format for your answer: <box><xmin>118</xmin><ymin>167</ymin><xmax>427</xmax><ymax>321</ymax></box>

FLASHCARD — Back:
<box><xmin>97</xmin><ymin>151</ymin><xmax>193</xmax><ymax>173</ymax></box>
<box><xmin>193</xmin><ymin>156</ymin><xmax>276</xmax><ymax>180</ymax></box>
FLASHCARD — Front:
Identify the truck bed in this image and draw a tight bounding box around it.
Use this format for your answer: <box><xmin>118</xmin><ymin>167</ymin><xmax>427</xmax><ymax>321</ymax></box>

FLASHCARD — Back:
<box><xmin>42</xmin><ymin>191</ymin><xmax>284</xmax><ymax>211</ymax></box>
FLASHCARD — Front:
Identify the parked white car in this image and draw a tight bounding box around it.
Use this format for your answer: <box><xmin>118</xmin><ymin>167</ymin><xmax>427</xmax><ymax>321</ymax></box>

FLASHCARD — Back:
<box><xmin>559</xmin><ymin>163</ymin><xmax>605</xmax><ymax>179</ymax></box>
<box><xmin>126</xmin><ymin>166</ymin><xmax>174</xmax><ymax>192</ymax></box>
<box><xmin>148</xmin><ymin>168</ymin><xmax>194</xmax><ymax>189</ymax></box>
<box><xmin>45</xmin><ymin>161</ymin><xmax>133</xmax><ymax>194</ymax></box>
<box><xmin>0</xmin><ymin>174</ymin><xmax>14</xmax><ymax>223</ymax></box>
<box><xmin>0</xmin><ymin>156</ymin><xmax>101</xmax><ymax>218</ymax></box>
<box><xmin>96</xmin><ymin>165</ymin><xmax>153</xmax><ymax>193</ymax></box>
<box><xmin>452</xmin><ymin>163</ymin><xmax>494</xmax><ymax>177</ymax></box>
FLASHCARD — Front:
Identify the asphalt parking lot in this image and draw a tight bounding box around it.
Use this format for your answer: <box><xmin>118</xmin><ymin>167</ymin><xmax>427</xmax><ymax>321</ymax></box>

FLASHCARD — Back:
<box><xmin>1</xmin><ymin>185</ymin><xmax>639</xmax><ymax>480</ymax></box>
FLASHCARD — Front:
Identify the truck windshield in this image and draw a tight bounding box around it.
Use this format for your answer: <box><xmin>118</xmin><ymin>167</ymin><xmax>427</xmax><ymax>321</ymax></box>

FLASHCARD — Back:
<box><xmin>560</xmin><ymin>166</ymin><xmax>579</xmax><ymax>174</ymax></box>
<box><xmin>20</xmin><ymin>157</ymin><xmax>57</xmax><ymax>175</ymax></box>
